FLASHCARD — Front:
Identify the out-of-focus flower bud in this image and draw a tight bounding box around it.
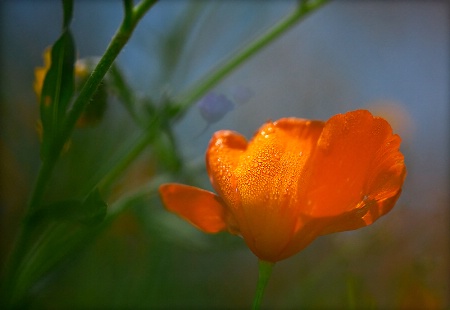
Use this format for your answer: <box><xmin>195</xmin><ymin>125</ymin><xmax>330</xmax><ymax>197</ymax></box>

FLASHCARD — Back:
<box><xmin>197</xmin><ymin>92</ymin><xmax>234</xmax><ymax>124</ymax></box>
<box><xmin>230</xmin><ymin>85</ymin><xmax>254</xmax><ymax>106</ymax></box>
<box><xmin>74</xmin><ymin>58</ymin><xmax>108</xmax><ymax>127</ymax></box>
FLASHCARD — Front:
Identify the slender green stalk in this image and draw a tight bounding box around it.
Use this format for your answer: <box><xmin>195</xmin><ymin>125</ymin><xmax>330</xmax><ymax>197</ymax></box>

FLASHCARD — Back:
<box><xmin>62</xmin><ymin>0</ymin><xmax>158</xmax><ymax>147</ymax></box>
<box><xmin>27</xmin><ymin>154</ymin><xmax>57</xmax><ymax>213</ymax></box>
<box><xmin>88</xmin><ymin>0</ymin><xmax>331</xmax><ymax>195</ymax></box>
<box><xmin>1</xmin><ymin>1</ymin><xmax>158</xmax><ymax>307</ymax></box>
<box><xmin>177</xmin><ymin>0</ymin><xmax>329</xmax><ymax>110</ymax></box>
<box><xmin>80</xmin><ymin>0</ymin><xmax>330</xmax><ymax>199</ymax></box>
<box><xmin>27</xmin><ymin>0</ymin><xmax>158</xmax><ymax>214</ymax></box>
<box><xmin>107</xmin><ymin>173</ymin><xmax>170</xmax><ymax>217</ymax></box>
<box><xmin>252</xmin><ymin>260</ymin><xmax>275</xmax><ymax>310</ymax></box>
<box><xmin>133</xmin><ymin>0</ymin><xmax>157</xmax><ymax>23</ymax></box>
<box><xmin>98</xmin><ymin>130</ymin><xmax>155</xmax><ymax>193</ymax></box>
<box><xmin>3</xmin><ymin>1</ymin><xmax>329</xmax><ymax>307</ymax></box>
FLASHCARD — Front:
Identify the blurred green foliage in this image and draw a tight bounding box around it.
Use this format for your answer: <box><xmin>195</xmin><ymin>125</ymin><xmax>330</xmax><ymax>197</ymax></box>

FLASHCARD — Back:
<box><xmin>0</xmin><ymin>0</ymin><xmax>448</xmax><ymax>309</ymax></box>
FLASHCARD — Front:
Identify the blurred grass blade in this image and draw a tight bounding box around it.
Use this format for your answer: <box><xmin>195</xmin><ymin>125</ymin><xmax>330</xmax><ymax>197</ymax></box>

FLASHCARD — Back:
<box><xmin>10</xmin><ymin>221</ymin><xmax>103</xmax><ymax>306</ymax></box>
<box><xmin>108</xmin><ymin>64</ymin><xmax>140</xmax><ymax>123</ymax></box>
<box><xmin>9</xmin><ymin>191</ymin><xmax>107</xmax><ymax>306</ymax></box>
<box><xmin>27</xmin><ymin>190</ymin><xmax>107</xmax><ymax>226</ymax></box>
<box><xmin>80</xmin><ymin>189</ymin><xmax>108</xmax><ymax>225</ymax></box>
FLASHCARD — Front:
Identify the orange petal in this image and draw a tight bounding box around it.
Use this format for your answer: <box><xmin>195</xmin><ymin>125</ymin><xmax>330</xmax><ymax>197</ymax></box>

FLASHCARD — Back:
<box><xmin>206</xmin><ymin>130</ymin><xmax>247</xmax><ymax>210</ymax></box>
<box><xmin>301</xmin><ymin>110</ymin><xmax>406</xmax><ymax>232</ymax></box>
<box><xmin>159</xmin><ymin>184</ymin><xmax>228</xmax><ymax>233</ymax></box>
<box><xmin>217</xmin><ymin>118</ymin><xmax>324</xmax><ymax>262</ymax></box>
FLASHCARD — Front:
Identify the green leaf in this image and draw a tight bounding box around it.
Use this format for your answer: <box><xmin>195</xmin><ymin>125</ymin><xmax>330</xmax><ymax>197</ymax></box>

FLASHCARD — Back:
<box><xmin>27</xmin><ymin>199</ymin><xmax>81</xmax><ymax>224</ymax></box>
<box><xmin>109</xmin><ymin>64</ymin><xmax>139</xmax><ymax>122</ymax></box>
<box><xmin>80</xmin><ymin>189</ymin><xmax>108</xmax><ymax>225</ymax></box>
<box><xmin>11</xmin><ymin>216</ymin><xmax>105</xmax><ymax>305</ymax></box>
<box><xmin>9</xmin><ymin>191</ymin><xmax>107</xmax><ymax>305</ymax></box>
<box><xmin>62</xmin><ymin>0</ymin><xmax>74</xmax><ymax>29</ymax></box>
<box><xmin>28</xmin><ymin>190</ymin><xmax>107</xmax><ymax>226</ymax></box>
<box><xmin>153</xmin><ymin>131</ymin><xmax>182</xmax><ymax>173</ymax></box>
<box><xmin>39</xmin><ymin>29</ymin><xmax>76</xmax><ymax>159</ymax></box>
<box><xmin>77</xmin><ymin>77</ymin><xmax>108</xmax><ymax>127</ymax></box>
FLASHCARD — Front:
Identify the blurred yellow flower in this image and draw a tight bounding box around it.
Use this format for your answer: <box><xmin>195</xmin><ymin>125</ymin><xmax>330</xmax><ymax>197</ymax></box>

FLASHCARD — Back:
<box><xmin>34</xmin><ymin>49</ymin><xmax>107</xmax><ymax>127</ymax></box>
<box><xmin>33</xmin><ymin>48</ymin><xmax>51</xmax><ymax>101</ymax></box>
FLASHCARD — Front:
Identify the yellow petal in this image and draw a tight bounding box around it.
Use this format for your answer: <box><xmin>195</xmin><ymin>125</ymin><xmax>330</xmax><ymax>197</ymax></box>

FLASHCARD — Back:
<box><xmin>34</xmin><ymin>47</ymin><xmax>52</xmax><ymax>100</ymax></box>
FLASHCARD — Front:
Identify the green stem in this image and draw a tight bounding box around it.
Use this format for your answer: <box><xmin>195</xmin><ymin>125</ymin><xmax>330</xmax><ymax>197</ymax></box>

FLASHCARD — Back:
<box><xmin>108</xmin><ymin>173</ymin><xmax>170</xmax><ymax>217</ymax></box>
<box><xmin>57</xmin><ymin>0</ymin><xmax>159</xmax><ymax>198</ymax></box>
<box><xmin>252</xmin><ymin>260</ymin><xmax>275</xmax><ymax>310</ymax></box>
<box><xmin>1</xmin><ymin>155</ymin><xmax>57</xmax><ymax>305</ymax></box>
<box><xmin>62</xmin><ymin>0</ymin><xmax>158</xmax><ymax>146</ymax></box>
<box><xmin>177</xmin><ymin>0</ymin><xmax>329</xmax><ymax>110</ymax></box>
<box><xmin>28</xmin><ymin>0</ymin><xmax>158</xmax><ymax>214</ymax></box>
<box><xmin>83</xmin><ymin>0</ymin><xmax>330</xmax><ymax>196</ymax></box>
<box><xmin>91</xmin><ymin>0</ymin><xmax>331</xmax><ymax>194</ymax></box>
<box><xmin>27</xmin><ymin>154</ymin><xmax>56</xmax><ymax>211</ymax></box>
<box><xmin>98</xmin><ymin>130</ymin><xmax>155</xmax><ymax>193</ymax></box>
<box><xmin>1</xmin><ymin>1</ymin><xmax>158</xmax><ymax>306</ymax></box>
<box><xmin>132</xmin><ymin>0</ymin><xmax>156</xmax><ymax>23</ymax></box>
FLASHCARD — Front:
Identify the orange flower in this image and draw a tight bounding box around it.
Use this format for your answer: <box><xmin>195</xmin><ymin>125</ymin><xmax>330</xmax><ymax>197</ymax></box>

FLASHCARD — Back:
<box><xmin>159</xmin><ymin>110</ymin><xmax>406</xmax><ymax>262</ymax></box>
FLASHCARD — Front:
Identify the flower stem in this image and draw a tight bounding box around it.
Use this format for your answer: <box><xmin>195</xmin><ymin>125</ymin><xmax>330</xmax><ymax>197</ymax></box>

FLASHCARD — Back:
<box><xmin>27</xmin><ymin>0</ymin><xmax>158</xmax><ymax>215</ymax></box>
<box><xmin>252</xmin><ymin>260</ymin><xmax>275</xmax><ymax>310</ymax></box>
<box><xmin>1</xmin><ymin>1</ymin><xmax>158</xmax><ymax>306</ymax></box>
<box><xmin>177</xmin><ymin>0</ymin><xmax>329</xmax><ymax>111</ymax></box>
<box><xmin>62</xmin><ymin>0</ymin><xmax>158</xmax><ymax>149</ymax></box>
<box><xmin>98</xmin><ymin>130</ymin><xmax>155</xmax><ymax>193</ymax></box>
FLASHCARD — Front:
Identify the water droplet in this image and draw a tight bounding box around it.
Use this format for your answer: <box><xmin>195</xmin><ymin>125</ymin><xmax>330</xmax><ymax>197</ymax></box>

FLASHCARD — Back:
<box><xmin>299</xmin><ymin>151</ymin><xmax>303</xmax><ymax>157</ymax></box>
<box><xmin>318</xmin><ymin>134</ymin><xmax>331</xmax><ymax>151</ymax></box>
